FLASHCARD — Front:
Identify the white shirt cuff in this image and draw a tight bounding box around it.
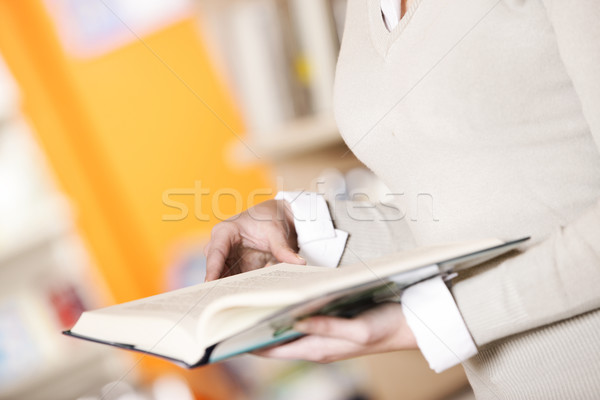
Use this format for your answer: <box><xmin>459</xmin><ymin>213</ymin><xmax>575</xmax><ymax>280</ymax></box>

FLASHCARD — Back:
<box><xmin>401</xmin><ymin>275</ymin><xmax>478</xmax><ymax>373</ymax></box>
<box><xmin>275</xmin><ymin>191</ymin><xmax>348</xmax><ymax>268</ymax></box>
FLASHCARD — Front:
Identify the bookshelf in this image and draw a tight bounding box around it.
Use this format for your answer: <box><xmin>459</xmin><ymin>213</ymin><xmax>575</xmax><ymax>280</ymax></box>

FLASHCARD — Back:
<box><xmin>256</xmin><ymin>113</ymin><xmax>343</xmax><ymax>159</ymax></box>
<box><xmin>231</xmin><ymin>112</ymin><xmax>343</xmax><ymax>162</ymax></box>
<box><xmin>196</xmin><ymin>0</ymin><xmax>348</xmax><ymax>161</ymax></box>
<box><xmin>0</xmin><ymin>197</ymin><xmax>130</xmax><ymax>400</ymax></box>
<box><xmin>0</xmin><ymin>195</ymin><xmax>69</xmax><ymax>267</ymax></box>
<box><xmin>0</xmin><ymin>342</ymin><xmax>119</xmax><ymax>400</ymax></box>
<box><xmin>0</xmin><ymin>56</ymin><xmax>129</xmax><ymax>400</ymax></box>
<box><xmin>1</xmin><ymin>2</ymin><xmax>267</xmax><ymax>397</ymax></box>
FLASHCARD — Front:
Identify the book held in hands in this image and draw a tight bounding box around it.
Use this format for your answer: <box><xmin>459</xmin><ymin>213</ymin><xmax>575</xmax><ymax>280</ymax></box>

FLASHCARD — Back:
<box><xmin>64</xmin><ymin>237</ymin><xmax>528</xmax><ymax>367</ymax></box>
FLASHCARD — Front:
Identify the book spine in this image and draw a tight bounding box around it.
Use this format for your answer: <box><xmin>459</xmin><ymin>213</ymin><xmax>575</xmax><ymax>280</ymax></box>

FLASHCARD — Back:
<box><xmin>227</xmin><ymin>0</ymin><xmax>295</xmax><ymax>139</ymax></box>
<box><xmin>287</xmin><ymin>0</ymin><xmax>339</xmax><ymax>115</ymax></box>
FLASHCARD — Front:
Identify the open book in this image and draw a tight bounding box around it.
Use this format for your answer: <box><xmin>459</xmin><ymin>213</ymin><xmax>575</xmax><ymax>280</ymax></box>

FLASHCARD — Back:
<box><xmin>64</xmin><ymin>237</ymin><xmax>528</xmax><ymax>368</ymax></box>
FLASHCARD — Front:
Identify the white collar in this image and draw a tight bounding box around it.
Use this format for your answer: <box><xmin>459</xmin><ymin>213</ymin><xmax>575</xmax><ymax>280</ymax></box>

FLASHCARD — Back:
<box><xmin>380</xmin><ymin>0</ymin><xmax>401</xmax><ymax>31</ymax></box>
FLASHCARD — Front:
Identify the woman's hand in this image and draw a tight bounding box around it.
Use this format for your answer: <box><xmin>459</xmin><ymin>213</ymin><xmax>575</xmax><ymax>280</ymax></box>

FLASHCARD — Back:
<box><xmin>256</xmin><ymin>303</ymin><xmax>418</xmax><ymax>363</ymax></box>
<box><xmin>204</xmin><ymin>200</ymin><xmax>305</xmax><ymax>281</ymax></box>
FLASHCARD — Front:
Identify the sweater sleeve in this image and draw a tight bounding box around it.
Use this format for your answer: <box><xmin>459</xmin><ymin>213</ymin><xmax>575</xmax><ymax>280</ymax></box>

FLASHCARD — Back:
<box><xmin>451</xmin><ymin>0</ymin><xmax>600</xmax><ymax>346</ymax></box>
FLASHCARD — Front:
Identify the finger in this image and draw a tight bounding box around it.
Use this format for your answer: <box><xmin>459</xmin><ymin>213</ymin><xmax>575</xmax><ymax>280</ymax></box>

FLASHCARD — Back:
<box><xmin>254</xmin><ymin>336</ymin><xmax>321</xmax><ymax>359</ymax></box>
<box><xmin>293</xmin><ymin>316</ymin><xmax>372</xmax><ymax>345</ymax></box>
<box><xmin>219</xmin><ymin>260</ymin><xmax>242</xmax><ymax>278</ymax></box>
<box><xmin>267</xmin><ymin>233</ymin><xmax>305</xmax><ymax>265</ymax></box>
<box><xmin>255</xmin><ymin>335</ymin><xmax>360</xmax><ymax>362</ymax></box>
<box><xmin>205</xmin><ymin>234</ymin><xmax>233</xmax><ymax>281</ymax></box>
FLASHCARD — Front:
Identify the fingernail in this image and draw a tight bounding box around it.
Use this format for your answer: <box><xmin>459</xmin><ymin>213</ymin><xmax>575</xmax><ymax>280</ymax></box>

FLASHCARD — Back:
<box><xmin>296</xmin><ymin>254</ymin><xmax>305</xmax><ymax>262</ymax></box>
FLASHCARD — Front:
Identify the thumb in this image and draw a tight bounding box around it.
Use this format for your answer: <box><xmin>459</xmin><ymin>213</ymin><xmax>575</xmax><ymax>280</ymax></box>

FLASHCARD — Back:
<box><xmin>268</xmin><ymin>234</ymin><xmax>305</xmax><ymax>265</ymax></box>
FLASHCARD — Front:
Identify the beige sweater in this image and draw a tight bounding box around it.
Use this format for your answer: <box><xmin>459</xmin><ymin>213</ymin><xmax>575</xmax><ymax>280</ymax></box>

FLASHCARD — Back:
<box><xmin>332</xmin><ymin>0</ymin><xmax>600</xmax><ymax>398</ymax></box>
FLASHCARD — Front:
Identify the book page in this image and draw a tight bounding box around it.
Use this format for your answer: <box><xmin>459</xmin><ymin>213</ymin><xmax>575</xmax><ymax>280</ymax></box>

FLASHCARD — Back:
<box><xmin>69</xmin><ymin>264</ymin><xmax>331</xmax><ymax>365</ymax></box>
<box><xmin>119</xmin><ymin>264</ymin><xmax>329</xmax><ymax>318</ymax></box>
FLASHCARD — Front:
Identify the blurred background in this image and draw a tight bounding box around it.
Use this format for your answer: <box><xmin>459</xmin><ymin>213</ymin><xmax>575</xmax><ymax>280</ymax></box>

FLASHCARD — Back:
<box><xmin>0</xmin><ymin>0</ymin><xmax>474</xmax><ymax>399</ymax></box>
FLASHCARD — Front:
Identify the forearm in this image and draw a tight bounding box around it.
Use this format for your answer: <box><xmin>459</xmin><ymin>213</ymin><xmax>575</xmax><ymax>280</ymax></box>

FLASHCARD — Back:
<box><xmin>452</xmin><ymin>200</ymin><xmax>600</xmax><ymax>346</ymax></box>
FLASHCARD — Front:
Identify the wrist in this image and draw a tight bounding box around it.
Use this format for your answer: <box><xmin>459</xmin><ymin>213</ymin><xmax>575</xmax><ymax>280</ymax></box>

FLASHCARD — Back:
<box><xmin>398</xmin><ymin>318</ymin><xmax>418</xmax><ymax>350</ymax></box>
<box><xmin>387</xmin><ymin>303</ymin><xmax>418</xmax><ymax>351</ymax></box>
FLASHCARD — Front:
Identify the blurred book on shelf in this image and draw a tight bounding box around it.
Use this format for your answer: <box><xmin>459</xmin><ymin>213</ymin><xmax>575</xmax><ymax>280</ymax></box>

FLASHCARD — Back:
<box><xmin>196</xmin><ymin>0</ymin><xmax>347</xmax><ymax>158</ymax></box>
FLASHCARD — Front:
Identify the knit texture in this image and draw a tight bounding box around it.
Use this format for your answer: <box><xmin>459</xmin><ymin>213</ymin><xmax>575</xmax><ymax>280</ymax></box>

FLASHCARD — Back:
<box><xmin>333</xmin><ymin>0</ymin><xmax>600</xmax><ymax>397</ymax></box>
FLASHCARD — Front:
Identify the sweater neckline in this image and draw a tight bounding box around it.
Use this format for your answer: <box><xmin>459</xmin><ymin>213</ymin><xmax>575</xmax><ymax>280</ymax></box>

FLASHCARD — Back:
<box><xmin>368</xmin><ymin>0</ymin><xmax>424</xmax><ymax>58</ymax></box>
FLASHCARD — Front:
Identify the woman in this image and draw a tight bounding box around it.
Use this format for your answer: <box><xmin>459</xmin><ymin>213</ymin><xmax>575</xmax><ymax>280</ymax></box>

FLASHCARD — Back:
<box><xmin>205</xmin><ymin>0</ymin><xmax>600</xmax><ymax>398</ymax></box>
